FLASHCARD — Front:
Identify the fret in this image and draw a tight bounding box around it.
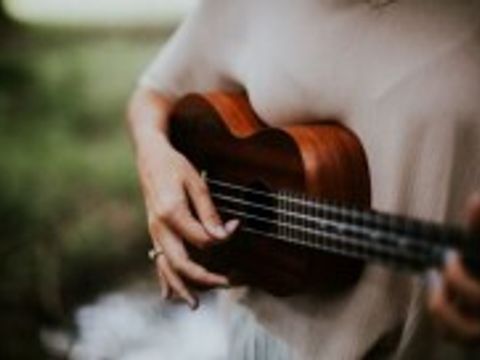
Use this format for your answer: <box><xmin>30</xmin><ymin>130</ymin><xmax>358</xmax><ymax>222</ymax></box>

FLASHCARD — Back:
<box><xmin>313</xmin><ymin>194</ymin><xmax>324</xmax><ymax>250</ymax></box>
<box><xmin>286</xmin><ymin>191</ymin><xmax>292</xmax><ymax>244</ymax></box>
<box><xmin>277</xmin><ymin>191</ymin><xmax>286</xmax><ymax>242</ymax></box>
<box><xmin>284</xmin><ymin>192</ymin><xmax>290</xmax><ymax>242</ymax></box>
<box><xmin>299</xmin><ymin>193</ymin><xmax>308</xmax><ymax>246</ymax></box>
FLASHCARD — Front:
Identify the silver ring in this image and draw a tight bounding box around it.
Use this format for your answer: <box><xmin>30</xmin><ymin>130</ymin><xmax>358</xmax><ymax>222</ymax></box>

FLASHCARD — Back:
<box><xmin>148</xmin><ymin>247</ymin><xmax>165</xmax><ymax>261</ymax></box>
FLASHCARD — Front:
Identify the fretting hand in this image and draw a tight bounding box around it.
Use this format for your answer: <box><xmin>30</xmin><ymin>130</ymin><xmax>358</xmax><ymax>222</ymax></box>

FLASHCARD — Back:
<box><xmin>428</xmin><ymin>193</ymin><xmax>480</xmax><ymax>344</ymax></box>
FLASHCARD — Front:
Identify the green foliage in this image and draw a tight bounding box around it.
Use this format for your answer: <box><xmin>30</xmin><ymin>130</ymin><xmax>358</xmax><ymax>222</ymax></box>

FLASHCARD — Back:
<box><xmin>0</xmin><ymin>32</ymin><xmax>164</xmax><ymax>358</ymax></box>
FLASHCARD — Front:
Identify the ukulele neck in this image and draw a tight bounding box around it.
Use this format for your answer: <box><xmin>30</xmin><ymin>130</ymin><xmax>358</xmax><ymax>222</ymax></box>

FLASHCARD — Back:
<box><xmin>207</xmin><ymin>176</ymin><xmax>475</xmax><ymax>273</ymax></box>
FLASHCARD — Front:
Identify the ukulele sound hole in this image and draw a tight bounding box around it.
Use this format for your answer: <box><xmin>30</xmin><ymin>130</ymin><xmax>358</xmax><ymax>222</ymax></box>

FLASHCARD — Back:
<box><xmin>243</xmin><ymin>182</ymin><xmax>276</xmax><ymax>234</ymax></box>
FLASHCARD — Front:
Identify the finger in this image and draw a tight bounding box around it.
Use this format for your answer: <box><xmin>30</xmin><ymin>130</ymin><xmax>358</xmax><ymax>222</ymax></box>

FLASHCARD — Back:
<box><xmin>445</xmin><ymin>252</ymin><xmax>480</xmax><ymax>306</ymax></box>
<box><xmin>184</xmin><ymin>171</ymin><xmax>231</xmax><ymax>239</ymax></box>
<box><xmin>155</xmin><ymin>256</ymin><xmax>171</xmax><ymax>300</ymax></box>
<box><xmin>149</xmin><ymin>222</ymin><xmax>171</xmax><ymax>299</ymax></box>
<box><xmin>158</xmin><ymin>254</ymin><xmax>198</xmax><ymax>309</ymax></box>
<box><xmin>428</xmin><ymin>271</ymin><xmax>480</xmax><ymax>341</ymax></box>
<box><xmin>168</xmin><ymin>203</ymin><xmax>217</xmax><ymax>248</ymax></box>
<box><xmin>152</xmin><ymin>194</ymin><xmax>214</xmax><ymax>248</ymax></box>
<box><xmin>225</xmin><ymin>218</ymin><xmax>241</xmax><ymax>234</ymax></box>
<box><xmin>160</xmin><ymin>227</ymin><xmax>229</xmax><ymax>287</ymax></box>
<box><xmin>173</xmin><ymin>257</ymin><xmax>229</xmax><ymax>287</ymax></box>
<box><xmin>465</xmin><ymin>192</ymin><xmax>480</xmax><ymax>232</ymax></box>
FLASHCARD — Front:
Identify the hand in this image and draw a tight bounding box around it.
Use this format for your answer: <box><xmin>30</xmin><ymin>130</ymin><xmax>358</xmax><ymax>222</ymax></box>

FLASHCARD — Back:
<box><xmin>137</xmin><ymin>134</ymin><xmax>239</xmax><ymax>309</ymax></box>
<box><xmin>128</xmin><ymin>89</ymin><xmax>239</xmax><ymax>308</ymax></box>
<box><xmin>428</xmin><ymin>193</ymin><xmax>480</xmax><ymax>344</ymax></box>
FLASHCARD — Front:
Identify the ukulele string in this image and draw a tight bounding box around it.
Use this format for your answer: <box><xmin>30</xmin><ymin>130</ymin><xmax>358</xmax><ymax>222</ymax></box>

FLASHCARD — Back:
<box><xmin>238</xmin><ymin>225</ymin><xmax>434</xmax><ymax>271</ymax></box>
<box><xmin>214</xmin><ymin>202</ymin><xmax>445</xmax><ymax>268</ymax></box>
<box><xmin>210</xmin><ymin>190</ymin><xmax>439</xmax><ymax>252</ymax></box>
<box><xmin>208</xmin><ymin>177</ymin><xmax>340</xmax><ymax>210</ymax></box>
<box><xmin>206</xmin><ymin>177</ymin><xmax>453</xmax><ymax>247</ymax></box>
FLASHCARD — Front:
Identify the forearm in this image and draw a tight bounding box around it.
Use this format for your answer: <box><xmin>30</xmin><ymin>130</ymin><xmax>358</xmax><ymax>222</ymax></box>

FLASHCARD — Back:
<box><xmin>127</xmin><ymin>86</ymin><xmax>173</xmax><ymax>155</ymax></box>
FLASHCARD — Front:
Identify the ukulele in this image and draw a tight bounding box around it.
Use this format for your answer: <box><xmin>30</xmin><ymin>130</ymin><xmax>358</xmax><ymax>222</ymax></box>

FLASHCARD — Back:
<box><xmin>168</xmin><ymin>92</ymin><xmax>480</xmax><ymax>295</ymax></box>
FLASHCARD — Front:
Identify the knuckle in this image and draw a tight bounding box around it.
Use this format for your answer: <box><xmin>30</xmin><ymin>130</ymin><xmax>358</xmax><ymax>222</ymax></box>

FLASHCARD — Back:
<box><xmin>157</xmin><ymin>200</ymin><xmax>182</xmax><ymax>220</ymax></box>
<box><xmin>157</xmin><ymin>206</ymin><xmax>172</xmax><ymax>220</ymax></box>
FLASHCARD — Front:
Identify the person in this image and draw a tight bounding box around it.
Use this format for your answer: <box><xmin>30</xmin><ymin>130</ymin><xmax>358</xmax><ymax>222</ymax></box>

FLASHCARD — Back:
<box><xmin>127</xmin><ymin>0</ymin><xmax>480</xmax><ymax>358</ymax></box>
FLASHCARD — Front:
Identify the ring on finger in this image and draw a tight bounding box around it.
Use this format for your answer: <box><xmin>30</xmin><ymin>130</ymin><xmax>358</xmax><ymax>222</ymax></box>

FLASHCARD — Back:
<box><xmin>148</xmin><ymin>246</ymin><xmax>165</xmax><ymax>261</ymax></box>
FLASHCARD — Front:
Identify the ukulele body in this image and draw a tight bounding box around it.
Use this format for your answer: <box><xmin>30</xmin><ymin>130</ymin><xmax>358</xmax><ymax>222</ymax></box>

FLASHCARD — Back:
<box><xmin>169</xmin><ymin>93</ymin><xmax>371</xmax><ymax>295</ymax></box>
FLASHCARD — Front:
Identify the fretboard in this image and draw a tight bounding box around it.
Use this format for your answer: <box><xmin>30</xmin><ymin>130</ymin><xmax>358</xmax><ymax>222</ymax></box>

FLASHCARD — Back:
<box><xmin>207</xmin><ymin>177</ymin><xmax>478</xmax><ymax>274</ymax></box>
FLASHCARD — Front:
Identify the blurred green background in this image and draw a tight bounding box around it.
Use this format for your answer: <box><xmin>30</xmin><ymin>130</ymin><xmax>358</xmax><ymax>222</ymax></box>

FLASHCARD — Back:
<box><xmin>0</xmin><ymin>2</ymin><xmax>187</xmax><ymax>358</ymax></box>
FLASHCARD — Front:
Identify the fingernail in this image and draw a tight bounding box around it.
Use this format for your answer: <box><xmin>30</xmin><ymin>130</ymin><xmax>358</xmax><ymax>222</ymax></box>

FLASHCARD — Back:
<box><xmin>208</xmin><ymin>224</ymin><xmax>228</xmax><ymax>239</ymax></box>
<box><xmin>426</xmin><ymin>269</ymin><xmax>442</xmax><ymax>290</ymax></box>
<box><xmin>443</xmin><ymin>249</ymin><xmax>459</xmax><ymax>267</ymax></box>
<box><xmin>225</xmin><ymin>219</ymin><xmax>240</xmax><ymax>234</ymax></box>
<box><xmin>188</xmin><ymin>297</ymin><xmax>199</xmax><ymax>310</ymax></box>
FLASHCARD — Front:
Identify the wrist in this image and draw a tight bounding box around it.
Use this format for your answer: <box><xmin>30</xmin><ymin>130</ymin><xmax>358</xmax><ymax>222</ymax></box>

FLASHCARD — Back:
<box><xmin>128</xmin><ymin>109</ymin><xmax>170</xmax><ymax>155</ymax></box>
<box><xmin>133</xmin><ymin>128</ymin><xmax>171</xmax><ymax>158</ymax></box>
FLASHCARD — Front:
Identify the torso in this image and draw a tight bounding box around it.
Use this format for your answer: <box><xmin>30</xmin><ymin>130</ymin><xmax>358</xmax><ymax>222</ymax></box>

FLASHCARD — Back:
<box><xmin>141</xmin><ymin>1</ymin><xmax>480</xmax><ymax>357</ymax></box>
<box><xmin>223</xmin><ymin>0</ymin><xmax>480</xmax><ymax>128</ymax></box>
<box><xmin>212</xmin><ymin>0</ymin><xmax>480</xmax><ymax>221</ymax></box>
<box><xmin>211</xmin><ymin>2</ymin><xmax>480</xmax><ymax>357</ymax></box>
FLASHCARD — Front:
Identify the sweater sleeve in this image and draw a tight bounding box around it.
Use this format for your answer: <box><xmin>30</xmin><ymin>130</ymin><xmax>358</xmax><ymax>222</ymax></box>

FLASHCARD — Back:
<box><xmin>138</xmin><ymin>1</ymin><xmax>240</xmax><ymax>99</ymax></box>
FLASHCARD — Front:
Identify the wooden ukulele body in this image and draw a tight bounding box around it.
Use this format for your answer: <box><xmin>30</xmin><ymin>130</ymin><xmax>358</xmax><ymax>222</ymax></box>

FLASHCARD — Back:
<box><xmin>169</xmin><ymin>93</ymin><xmax>371</xmax><ymax>295</ymax></box>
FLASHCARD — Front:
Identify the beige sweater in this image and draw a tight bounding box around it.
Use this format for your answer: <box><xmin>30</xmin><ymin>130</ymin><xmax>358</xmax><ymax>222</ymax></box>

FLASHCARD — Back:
<box><xmin>140</xmin><ymin>0</ymin><xmax>480</xmax><ymax>358</ymax></box>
